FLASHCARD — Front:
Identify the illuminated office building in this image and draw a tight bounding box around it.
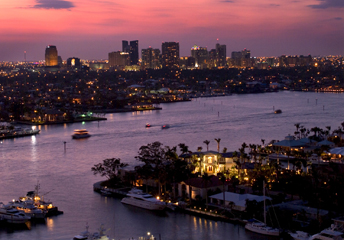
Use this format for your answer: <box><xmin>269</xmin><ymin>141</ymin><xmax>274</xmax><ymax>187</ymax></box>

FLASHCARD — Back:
<box><xmin>191</xmin><ymin>45</ymin><xmax>208</xmax><ymax>69</ymax></box>
<box><xmin>161</xmin><ymin>42</ymin><xmax>179</xmax><ymax>68</ymax></box>
<box><xmin>216</xmin><ymin>43</ymin><xmax>226</xmax><ymax>67</ymax></box>
<box><xmin>141</xmin><ymin>47</ymin><xmax>160</xmax><ymax>69</ymax></box>
<box><xmin>122</xmin><ymin>40</ymin><xmax>139</xmax><ymax>65</ymax></box>
<box><xmin>108</xmin><ymin>51</ymin><xmax>129</xmax><ymax>67</ymax></box>
<box><xmin>45</xmin><ymin>45</ymin><xmax>58</xmax><ymax>66</ymax></box>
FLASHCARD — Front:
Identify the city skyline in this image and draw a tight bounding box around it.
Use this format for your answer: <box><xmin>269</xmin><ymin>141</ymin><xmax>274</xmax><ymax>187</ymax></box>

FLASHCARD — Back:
<box><xmin>0</xmin><ymin>0</ymin><xmax>343</xmax><ymax>61</ymax></box>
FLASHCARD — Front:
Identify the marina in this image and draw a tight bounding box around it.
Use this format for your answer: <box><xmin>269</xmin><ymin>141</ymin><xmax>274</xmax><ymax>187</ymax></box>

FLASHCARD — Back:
<box><xmin>0</xmin><ymin>91</ymin><xmax>344</xmax><ymax>239</ymax></box>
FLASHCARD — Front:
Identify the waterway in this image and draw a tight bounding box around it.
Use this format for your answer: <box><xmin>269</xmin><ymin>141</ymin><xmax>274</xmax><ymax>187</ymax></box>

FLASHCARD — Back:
<box><xmin>0</xmin><ymin>91</ymin><xmax>343</xmax><ymax>240</ymax></box>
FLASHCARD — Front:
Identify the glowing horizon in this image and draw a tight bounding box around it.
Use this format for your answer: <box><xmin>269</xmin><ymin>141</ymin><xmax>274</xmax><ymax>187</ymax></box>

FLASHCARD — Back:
<box><xmin>0</xmin><ymin>0</ymin><xmax>343</xmax><ymax>61</ymax></box>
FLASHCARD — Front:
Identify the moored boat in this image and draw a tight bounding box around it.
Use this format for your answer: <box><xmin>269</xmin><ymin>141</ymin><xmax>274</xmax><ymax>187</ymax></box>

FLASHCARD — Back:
<box><xmin>5</xmin><ymin>200</ymin><xmax>46</xmax><ymax>219</ymax></box>
<box><xmin>73</xmin><ymin>224</ymin><xmax>109</xmax><ymax>240</ymax></box>
<box><xmin>0</xmin><ymin>204</ymin><xmax>31</xmax><ymax>224</ymax></box>
<box><xmin>121</xmin><ymin>188</ymin><xmax>166</xmax><ymax>211</ymax></box>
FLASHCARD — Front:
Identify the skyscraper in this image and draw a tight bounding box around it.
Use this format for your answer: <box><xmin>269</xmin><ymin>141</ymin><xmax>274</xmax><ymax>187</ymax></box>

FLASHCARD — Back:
<box><xmin>142</xmin><ymin>47</ymin><xmax>160</xmax><ymax>69</ymax></box>
<box><xmin>108</xmin><ymin>51</ymin><xmax>129</xmax><ymax>68</ymax></box>
<box><xmin>122</xmin><ymin>40</ymin><xmax>139</xmax><ymax>65</ymax></box>
<box><xmin>191</xmin><ymin>45</ymin><xmax>208</xmax><ymax>69</ymax></box>
<box><xmin>45</xmin><ymin>45</ymin><xmax>58</xmax><ymax>66</ymax></box>
<box><xmin>161</xmin><ymin>42</ymin><xmax>179</xmax><ymax>68</ymax></box>
<box><xmin>216</xmin><ymin>43</ymin><xmax>226</xmax><ymax>67</ymax></box>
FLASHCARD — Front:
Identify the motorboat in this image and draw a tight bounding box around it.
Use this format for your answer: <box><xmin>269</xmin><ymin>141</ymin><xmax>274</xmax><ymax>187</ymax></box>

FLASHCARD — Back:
<box><xmin>5</xmin><ymin>200</ymin><xmax>46</xmax><ymax>219</ymax></box>
<box><xmin>121</xmin><ymin>188</ymin><xmax>166</xmax><ymax>211</ymax></box>
<box><xmin>310</xmin><ymin>228</ymin><xmax>344</xmax><ymax>240</ymax></box>
<box><xmin>73</xmin><ymin>224</ymin><xmax>109</xmax><ymax>240</ymax></box>
<box><xmin>161</xmin><ymin>124</ymin><xmax>170</xmax><ymax>129</ymax></box>
<box><xmin>274</xmin><ymin>109</ymin><xmax>282</xmax><ymax>114</ymax></box>
<box><xmin>289</xmin><ymin>230</ymin><xmax>310</xmax><ymax>240</ymax></box>
<box><xmin>0</xmin><ymin>204</ymin><xmax>31</xmax><ymax>224</ymax></box>
<box><xmin>72</xmin><ymin>129</ymin><xmax>91</xmax><ymax>139</ymax></box>
<box><xmin>245</xmin><ymin>181</ymin><xmax>280</xmax><ymax>236</ymax></box>
<box><xmin>145</xmin><ymin>123</ymin><xmax>151</xmax><ymax>128</ymax></box>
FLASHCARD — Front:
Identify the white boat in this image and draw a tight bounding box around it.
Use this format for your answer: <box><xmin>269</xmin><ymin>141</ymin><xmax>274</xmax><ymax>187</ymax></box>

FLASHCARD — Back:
<box><xmin>121</xmin><ymin>188</ymin><xmax>166</xmax><ymax>211</ymax></box>
<box><xmin>73</xmin><ymin>224</ymin><xmax>109</xmax><ymax>240</ymax></box>
<box><xmin>0</xmin><ymin>204</ymin><xmax>31</xmax><ymax>224</ymax></box>
<box><xmin>5</xmin><ymin>200</ymin><xmax>46</xmax><ymax>219</ymax></box>
<box><xmin>245</xmin><ymin>181</ymin><xmax>280</xmax><ymax>236</ymax></box>
<box><xmin>310</xmin><ymin>228</ymin><xmax>344</xmax><ymax>240</ymax></box>
<box><xmin>72</xmin><ymin>129</ymin><xmax>91</xmax><ymax>139</ymax></box>
<box><xmin>289</xmin><ymin>230</ymin><xmax>310</xmax><ymax>240</ymax></box>
<box><xmin>19</xmin><ymin>183</ymin><xmax>60</xmax><ymax>216</ymax></box>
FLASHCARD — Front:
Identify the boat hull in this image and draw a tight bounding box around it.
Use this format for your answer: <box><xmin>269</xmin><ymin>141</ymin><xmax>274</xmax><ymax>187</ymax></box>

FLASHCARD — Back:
<box><xmin>245</xmin><ymin>223</ymin><xmax>280</xmax><ymax>236</ymax></box>
<box><xmin>121</xmin><ymin>197</ymin><xmax>166</xmax><ymax>211</ymax></box>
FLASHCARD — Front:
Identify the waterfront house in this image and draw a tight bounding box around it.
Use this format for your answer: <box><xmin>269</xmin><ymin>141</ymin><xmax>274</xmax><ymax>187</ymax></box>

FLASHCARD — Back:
<box><xmin>178</xmin><ymin>175</ymin><xmax>230</xmax><ymax>200</ymax></box>
<box><xmin>209</xmin><ymin>192</ymin><xmax>270</xmax><ymax>211</ymax></box>
<box><xmin>191</xmin><ymin>151</ymin><xmax>237</xmax><ymax>176</ymax></box>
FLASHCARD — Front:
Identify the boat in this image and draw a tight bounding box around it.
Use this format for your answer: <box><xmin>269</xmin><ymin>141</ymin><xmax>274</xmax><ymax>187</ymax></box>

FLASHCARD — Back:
<box><xmin>161</xmin><ymin>124</ymin><xmax>170</xmax><ymax>129</ymax></box>
<box><xmin>274</xmin><ymin>109</ymin><xmax>282</xmax><ymax>114</ymax></box>
<box><xmin>289</xmin><ymin>230</ymin><xmax>311</xmax><ymax>240</ymax></box>
<box><xmin>245</xmin><ymin>181</ymin><xmax>280</xmax><ymax>236</ymax></box>
<box><xmin>5</xmin><ymin>200</ymin><xmax>46</xmax><ymax>219</ymax></box>
<box><xmin>72</xmin><ymin>129</ymin><xmax>91</xmax><ymax>139</ymax></box>
<box><xmin>0</xmin><ymin>126</ymin><xmax>40</xmax><ymax>140</ymax></box>
<box><xmin>0</xmin><ymin>204</ymin><xmax>31</xmax><ymax>224</ymax></box>
<box><xmin>145</xmin><ymin>123</ymin><xmax>151</xmax><ymax>128</ymax></box>
<box><xmin>73</xmin><ymin>223</ymin><xmax>109</xmax><ymax>240</ymax></box>
<box><xmin>19</xmin><ymin>183</ymin><xmax>61</xmax><ymax>216</ymax></box>
<box><xmin>310</xmin><ymin>226</ymin><xmax>344</xmax><ymax>240</ymax></box>
<box><xmin>121</xmin><ymin>188</ymin><xmax>166</xmax><ymax>211</ymax></box>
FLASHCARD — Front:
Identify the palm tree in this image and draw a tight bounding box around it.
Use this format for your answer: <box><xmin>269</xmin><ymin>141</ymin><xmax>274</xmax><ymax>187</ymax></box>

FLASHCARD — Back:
<box><xmin>178</xmin><ymin>143</ymin><xmax>189</xmax><ymax>155</ymax></box>
<box><xmin>215</xmin><ymin>138</ymin><xmax>221</xmax><ymax>153</ymax></box>
<box><xmin>261</xmin><ymin>139</ymin><xmax>265</xmax><ymax>147</ymax></box>
<box><xmin>203</xmin><ymin>140</ymin><xmax>210</xmax><ymax>151</ymax></box>
<box><xmin>220</xmin><ymin>175</ymin><xmax>227</xmax><ymax>209</ymax></box>
<box><xmin>202</xmin><ymin>173</ymin><xmax>212</xmax><ymax>208</ymax></box>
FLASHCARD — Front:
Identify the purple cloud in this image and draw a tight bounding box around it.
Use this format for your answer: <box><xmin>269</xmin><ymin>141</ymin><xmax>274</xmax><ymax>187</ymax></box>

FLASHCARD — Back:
<box><xmin>308</xmin><ymin>0</ymin><xmax>344</xmax><ymax>9</ymax></box>
<box><xmin>33</xmin><ymin>0</ymin><xmax>74</xmax><ymax>9</ymax></box>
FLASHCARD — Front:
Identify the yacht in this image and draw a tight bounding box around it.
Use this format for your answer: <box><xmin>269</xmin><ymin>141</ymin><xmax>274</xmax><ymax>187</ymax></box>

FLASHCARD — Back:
<box><xmin>5</xmin><ymin>200</ymin><xmax>46</xmax><ymax>219</ymax></box>
<box><xmin>0</xmin><ymin>204</ymin><xmax>31</xmax><ymax>224</ymax></box>
<box><xmin>72</xmin><ymin>129</ymin><xmax>91</xmax><ymax>139</ymax></box>
<box><xmin>245</xmin><ymin>221</ymin><xmax>280</xmax><ymax>236</ymax></box>
<box><xmin>310</xmin><ymin>228</ymin><xmax>344</xmax><ymax>240</ymax></box>
<box><xmin>121</xmin><ymin>188</ymin><xmax>166</xmax><ymax>211</ymax></box>
<box><xmin>73</xmin><ymin>224</ymin><xmax>109</xmax><ymax>240</ymax></box>
<box><xmin>289</xmin><ymin>230</ymin><xmax>311</xmax><ymax>240</ymax></box>
<box><xmin>245</xmin><ymin>181</ymin><xmax>280</xmax><ymax>236</ymax></box>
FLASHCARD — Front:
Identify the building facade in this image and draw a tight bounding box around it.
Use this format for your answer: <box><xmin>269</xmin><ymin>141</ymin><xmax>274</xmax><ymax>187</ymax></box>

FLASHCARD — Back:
<box><xmin>122</xmin><ymin>40</ymin><xmax>139</xmax><ymax>65</ymax></box>
<box><xmin>108</xmin><ymin>51</ymin><xmax>130</xmax><ymax>68</ymax></box>
<box><xmin>161</xmin><ymin>42</ymin><xmax>180</xmax><ymax>68</ymax></box>
<box><xmin>45</xmin><ymin>45</ymin><xmax>58</xmax><ymax>66</ymax></box>
<box><xmin>141</xmin><ymin>47</ymin><xmax>160</xmax><ymax>69</ymax></box>
<box><xmin>191</xmin><ymin>45</ymin><xmax>208</xmax><ymax>69</ymax></box>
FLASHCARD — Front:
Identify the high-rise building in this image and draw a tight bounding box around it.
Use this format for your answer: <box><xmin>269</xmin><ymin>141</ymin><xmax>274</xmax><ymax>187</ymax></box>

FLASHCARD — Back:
<box><xmin>208</xmin><ymin>49</ymin><xmax>217</xmax><ymax>68</ymax></box>
<box><xmin>161</xmin><ymin>42</ymin><xmax>179</xmax><ymax>68</ymax></box>
<box><xmin>122</xmin><ymin>40</ymin><xmax>139</xmax><ymax>65</ymax></box>
<box><xmin>108</xmin><ymin>51</ymin><xmax>129</xmax><ymax>68</ymax></box>
<box><xmin>67</xmin><ymin>57</ymin><xmax>81</xmax><ymax>69</ymax></box>
<box><xmin>191</xmin><ymin>45</ymin><xmax>209</xmax><ymax>69</ymax></box>
<box><xmin>141</xmin><ymin>47</ymin><xmax>160</xmax><ymax>69</ymax></box>
<box><xmin>45</xmin><ymin>45</ymin><xmax>58</xmax><ymax>66</ymax></box>
<box><xmin>216</xmin><ymin>43</ymin><xmax>226</xmax><ymax>67</ymax></box>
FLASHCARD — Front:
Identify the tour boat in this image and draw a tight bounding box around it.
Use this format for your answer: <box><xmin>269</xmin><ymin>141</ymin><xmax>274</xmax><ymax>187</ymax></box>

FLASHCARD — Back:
<box><xmin>121</xmin><ymin>188</ymin><xmax>166</xmax><ymax>211</ymax></box>
<box><xmin>0</xmin><ymin>204</ymin><xmax>31</xmax><ymax>224</ymax></box>
<box><xmin>245</xmin><ymin>181</ymin><xmax>280</xmax><ymax>236</ymax></box>
<box><xmin>72</xmin><ymin>129</ymin><xmax>91</xmax><ymax>139</ymax></box>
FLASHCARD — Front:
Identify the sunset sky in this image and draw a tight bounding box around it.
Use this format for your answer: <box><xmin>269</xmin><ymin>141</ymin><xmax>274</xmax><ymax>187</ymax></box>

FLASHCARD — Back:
<box><xmin>0</xmin><ymin>0</ymin><xmax>343</xmax><ymax>61</ymax></box>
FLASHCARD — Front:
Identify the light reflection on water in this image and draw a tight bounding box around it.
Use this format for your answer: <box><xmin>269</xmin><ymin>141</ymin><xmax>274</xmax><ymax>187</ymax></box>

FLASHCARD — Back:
<box><xmin>0</xmin><ymin>92</ymin><xmax>343</xmax><ymax>239</ymax></box>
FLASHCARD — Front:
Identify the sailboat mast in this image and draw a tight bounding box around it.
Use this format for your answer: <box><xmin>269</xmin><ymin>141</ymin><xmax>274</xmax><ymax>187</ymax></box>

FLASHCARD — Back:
<box><xmin>263</xmin><ymin>181</ymin><xmax>266</xmax><ymax>225</ymax></box>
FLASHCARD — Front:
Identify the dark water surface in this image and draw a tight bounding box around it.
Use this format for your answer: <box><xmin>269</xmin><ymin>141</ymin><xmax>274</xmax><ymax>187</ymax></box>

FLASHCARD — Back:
<box><xmin>0</xmin><ymin>91</ymin><xmax>343</xmax><ymax>239</ymax></box>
